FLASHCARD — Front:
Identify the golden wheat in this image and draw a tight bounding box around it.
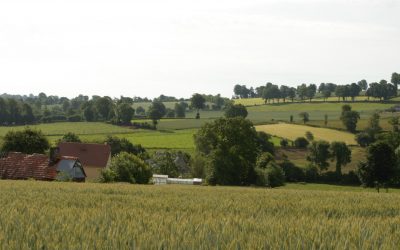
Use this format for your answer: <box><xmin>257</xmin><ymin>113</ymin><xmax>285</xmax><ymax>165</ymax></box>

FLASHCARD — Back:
<box><xmin>0</xmin><ymin>181</ymin><xmax>399</xmax><ymax>249</ymax></box>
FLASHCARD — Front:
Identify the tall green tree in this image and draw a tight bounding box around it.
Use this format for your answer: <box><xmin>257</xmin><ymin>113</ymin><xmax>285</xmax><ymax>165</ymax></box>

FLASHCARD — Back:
<box><xmin>224</xmin><ymin>104</ymin><xmax>248</xmax><ymax>118</ymax></box>
<box><xmin>391</xmin><ymin>72</ymin><xmax>400</xmax><ymax>93</ymax></box>
<box><xmin>330</xmin><ymin>142</ymin><xmax>351</xmax><ymax>176</ymax></box>
<box><xmin>191</xmin><ymin>93</ymin><xmax>206</xmax><ymax>119</ymax></box>
<box><xmin>298</xmin><ymin>112</ymin><xmax>309</xmax><ymax>124</ymax></box>
<box><xmin>307</xmin><ymin>140</ymin><xmax>331</xmax><ymax>171</ymax></box>
<box><xmin>194</xmin><ymin>117</ymin><xmax>260</xmax><ymax>186</ymax></box>
<box><xmin>147</xmin><ymin>101</ymin><xmax>166</xmax><ymax>128</ymax></box>
<box><xmin>340</xmin><ymin>105</ymin><xmax>360</xmax><ymax>133</ymax></box>
<box><xmin>116</xmin><ymin>103</ymin><xmax>135</xmax><ymax>124</ymax></box>
<box><xmin>357</xmin><ymin>142</ymin><xmax>397</xmax><ymax>191</ymax></box>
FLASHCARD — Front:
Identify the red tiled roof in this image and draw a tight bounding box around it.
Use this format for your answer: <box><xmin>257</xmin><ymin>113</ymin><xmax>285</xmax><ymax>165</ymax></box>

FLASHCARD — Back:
<box><xmin>58</xmin><ymin>142</ymin><xmax>111</xmax><ymax>168</ymax></box>
<box><xmin>0</xmin><ymin>152</ymin><xmax>57</xmax><ymax>180</ymax></box>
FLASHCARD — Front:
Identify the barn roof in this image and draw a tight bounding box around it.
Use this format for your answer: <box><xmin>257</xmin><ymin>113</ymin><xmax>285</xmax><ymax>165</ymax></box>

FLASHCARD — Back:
<box><xmin>0</xmin><ymin>152</ymin><xmax>57</xmax><ymax>180</ymax></box>
<box><xmin>58</xmin><ymin>142</ymin><xmax>111</xmax><ymax>168</ymax></box>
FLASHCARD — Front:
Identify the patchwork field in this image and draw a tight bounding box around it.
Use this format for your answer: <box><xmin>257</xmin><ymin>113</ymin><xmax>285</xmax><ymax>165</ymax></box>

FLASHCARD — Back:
<box><xmin>0</xmin><ymin>122</ymin><xmax>133</xmax><ymax>137</ymax></box>
<box><xmin>234</xmin><ymin>96</ymin><xmax>385</xmax><ymax>106</ymax></box>
<box><xmin>256</xmin><ymin>123</ymin><xmax>357</xmax><ymax>145</ymax></box>
<box><xmin>0</xmin><ymin>180</ymin><xmax>399</xmax><ymax>249</ymax></box>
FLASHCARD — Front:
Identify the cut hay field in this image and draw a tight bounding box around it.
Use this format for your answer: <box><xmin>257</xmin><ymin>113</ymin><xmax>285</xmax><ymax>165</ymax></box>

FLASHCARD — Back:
<box><xmin>1</xmin><ymin>180</ymin><xmax>399</xmax><ymax>249</ymax></box>
<box><xmin>256</xmin><ymin>123</ymin><xmax>357</xmax><ymax>145</ymax></box>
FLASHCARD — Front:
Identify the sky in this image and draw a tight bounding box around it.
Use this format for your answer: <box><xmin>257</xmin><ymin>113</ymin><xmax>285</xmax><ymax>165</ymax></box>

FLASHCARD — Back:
<box><xmin>0</xmin><ymin>0</ymin><xmax>399</xmax><ymax>99</ymax></box>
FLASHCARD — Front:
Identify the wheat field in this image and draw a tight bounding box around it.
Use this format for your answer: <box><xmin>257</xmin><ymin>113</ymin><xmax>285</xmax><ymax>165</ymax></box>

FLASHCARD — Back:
<box><xmin>1</xmin><ymin>180</ymin><xmax>400</xmax><ymax>249</ymax></box>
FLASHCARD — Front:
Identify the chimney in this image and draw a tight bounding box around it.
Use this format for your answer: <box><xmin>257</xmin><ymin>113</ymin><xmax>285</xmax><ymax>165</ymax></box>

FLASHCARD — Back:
<box><xmin>49</xmin><ymin>147</ymin><xmax>60</xmax><ymax>165</ymax></box>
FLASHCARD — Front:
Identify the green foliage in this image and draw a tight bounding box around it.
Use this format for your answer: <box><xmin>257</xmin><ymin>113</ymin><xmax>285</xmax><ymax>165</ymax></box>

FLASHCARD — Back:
<box><xmin>279</xmin><ymin>160</ymin><xmax>305</xmax><ymax>182</ymax></box>
<box><xmin>355</xmin><ymin>132</ymin><xmax>374</xmax><ymax>147</ymax></box>
<box><xmin>305</xmin><ymin>131</ymin><xmax>314</xmax><ymax>141</ymax></box>
<box><xmin>307</xmin><ymin>140</ymin><xmax>331</xmax><ymax>171</ymax></box>
<box><xmin>357</xmin><ymin>141</ymin><xmax>397</xmax><ymax>189</ymax></box>
<box><xmin>58</xmin><ymin>132</ymin><xmax>82</xmax><ymax>143</ymax></box>
<box><xmin>298</xmin><ymin>112</ymin><xmax>309</xmax><ymax>124</ymax></box>
<box><xmin>224</xmin><ymin>104</ymin><xmax>248</xmax><ymax>118</ymax></box>
<box><xmin>294</xmin><ymin>137</ymin><xmax>309</xmax><ymax>148</ymax></box>
<box><xmin>256</xmin><ymin>131</ymin><xmax>275</xmax><ymax>154</ymax></box>
<box><xmin>330</xmin><ymin>141</ymin><xmax>351</xmax><ymax>176</ymax></box>
<box><xmin>340</xmin><ymin>105</ymin><xmax>360</xmax><ymax>133</ymax></box>
<box><xmin>150</xmin><ymin>150</ymin><xmax>191</xmax><ymax>178</ymax></box>
<box><xmin>190</xmin><ymin>153</ymin><xmax>206</xmax><ymax>178</ymax></box>
<box><xmin>174</xmin><ymin>102</ymin><xmax>186</xmax><ymax>118</ymax></box>
<box><xmin>116</xmin><ymin>103</ymin><xmax>135</xmax><ymax>124</ymax></box>
<box><xmin>195</xmin><ymin>117</ymin><xmax>260</xmax><ymax>185</ymax></box>
<box><xmin>366</xmin><ymin>113</ymin><xmax>382</xmax><ymax>138</ymax></box>
<box><xmin>280</xmin><ymin>138</ymin><xmax>289</xmax><ymax>148</ymax></box>
<box><xmin>104</xmin><ymin>135</ymin><xmax>146</xmax><ymax>157</ymax></box>
<box><xmin>388</xmin><ymin>116</ymin><xmax>399</xmax><ymax>132</ymax></box>
<box><xmin>101</xmin><ymin>152</ymin><xmax>152</xmax><ymax>184</ymax></box>
<box><xmin>190</xmin><ymin>93</ymin><xmax>206</xmax><ymax>119</ymax></box>
<box><xmin>147</xmin><ymin>101</ymin><xmax>166</xmax><ymax>127</ymax></box>
<box><xmin>255</xmin><ymin>162</ymin><xmax>285</xmax><ymax>188</ymax></box>
<box><xmin>2</xmin><ymin>128</ymin><xmax>50</xmax><ymax>154</ymax></box>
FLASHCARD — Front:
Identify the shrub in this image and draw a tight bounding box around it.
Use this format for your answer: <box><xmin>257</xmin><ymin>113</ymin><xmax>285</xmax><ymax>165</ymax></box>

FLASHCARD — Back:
<box><xmin>279</xmin><ymin>160</ymin><xmax>305</xmax><ymax>182</ymax></box>
<box><xmin>355</xmin><ymin>132</ymin><xmax>374</xmax><ymax>147</ymax></box>
<box><xmin>256</xmin><ymin>152</ymin><xmax>275</xmax><ymax>168</ymax></box>
<box><xmin>280</xmin><ymin>139</ymin><xmax>289</xmax><ymax>148</ymax></box>
<box><xmin>294</xmin><ymin>137</ymin><xmax>309</xmax><ymax>148</ymax></box>
<box><xmin>255</xmin><ymin>162</ymin><xmax>285</xmax><ymax>188</ymax></box>
<box><xmin>191</xmin><ymin>153</ymin><xmax>206</xmax><ymax>179</ymax></box>
<box><xmin>304</xmin><ymin>164</ymin><xmax>319</xmax><ymax>182</ymax></box>
<box><xmin>2</xmin><ymin>128</ymin><xmax>50</xmax><ymax>154</ymax></box>
<box><xmin>150</xmin><ymin>150</ymin><xmax>191</xmax><ymax>178</ymax></box>
<box><xmin>101</xmin><ymin>152</ymin><xmax>152</xmax><ymax>184</ymax></box>
<box><xmin>67</xmin><ymin>115</ymin><xmax>82</xmax><ymax>122</ymax></box>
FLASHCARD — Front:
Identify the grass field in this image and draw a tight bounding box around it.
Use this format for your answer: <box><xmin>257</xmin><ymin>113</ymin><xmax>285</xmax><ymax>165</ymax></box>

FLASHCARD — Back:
<box><xmin>256</xmin><ymin>123</ymin><xmax>357</xmax><ymax>145</ymax></box>
<box><xmin>1</xmin><ymin>180</ymin><xmax>399</xmax><ymax>249</ymax></box>
<box><xmin>0</xmin><ymin>122</ymin><xmax>133</xmax><ymax>137</ymax></box>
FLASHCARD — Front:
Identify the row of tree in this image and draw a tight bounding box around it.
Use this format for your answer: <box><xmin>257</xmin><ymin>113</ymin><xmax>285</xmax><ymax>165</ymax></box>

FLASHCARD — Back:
<box><xmin>0</xmin><ymin>92</ymin><xmax>230</xmax><ymax>126</ymax></box>
<box><xmin>233</xmin><ymin>72</ymin><xmax>400</xmax><ymax>102</ymax></box>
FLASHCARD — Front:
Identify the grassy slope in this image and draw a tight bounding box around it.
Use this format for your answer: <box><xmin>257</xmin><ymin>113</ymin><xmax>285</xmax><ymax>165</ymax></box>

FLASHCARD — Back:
<box><xmin>1</xmin><ymin>180</ymin><xmax>399</xmax><ymax>249</ymax></box>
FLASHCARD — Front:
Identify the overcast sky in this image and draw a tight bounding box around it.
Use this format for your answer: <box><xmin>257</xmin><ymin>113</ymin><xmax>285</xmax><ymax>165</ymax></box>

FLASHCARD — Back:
<box><xmin>0</xmin><ymin>0</ymin><xmax>399</xmax><ymax>99</ymax></box>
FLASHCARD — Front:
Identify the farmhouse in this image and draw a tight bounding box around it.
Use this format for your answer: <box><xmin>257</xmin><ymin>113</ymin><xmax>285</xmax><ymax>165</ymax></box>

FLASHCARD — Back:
<box><xmin>58</xmin><ymin>142</ymin><xmax>111</xmax><ymax>180</ymax></box>
<box><xmin>0</xmin><ymin>152</ymin><xmax>86</xmax><ymax>181</ymax></box>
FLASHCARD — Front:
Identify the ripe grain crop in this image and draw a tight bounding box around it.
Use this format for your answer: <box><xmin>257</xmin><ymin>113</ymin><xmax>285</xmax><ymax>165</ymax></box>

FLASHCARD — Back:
<box><xmin>1</xmin><ymin>181</ymin><xmax>399</xmax><ymax>249</ymax></box>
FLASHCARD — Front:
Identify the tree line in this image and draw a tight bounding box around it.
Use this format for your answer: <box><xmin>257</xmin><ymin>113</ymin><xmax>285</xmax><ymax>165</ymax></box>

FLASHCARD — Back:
<box><xmin>233</xmin><ymin>72</ymin><xmax>400</xmax><ymax>102</ymax></box>
<box><xmin>0</xmin><ymin>93</ymin><xmax>230</xmax><ymax>126</ymax></box>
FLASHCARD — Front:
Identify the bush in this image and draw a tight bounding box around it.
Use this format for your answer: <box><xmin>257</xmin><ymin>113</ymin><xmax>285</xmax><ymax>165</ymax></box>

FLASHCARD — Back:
<box><xmin>256</xmin><ymin>152</ymin><xmax>275</xmax><ymax>168</ymax></box>
<box><xmin>304</xmin><ymin>164</ymin><xmax>319</xmax><ymax>182</ymax></box>
<box><xmin>279</xmin><ymin>160</ymin><xmax>305</xmax><ymax>182</ymax></box>
<box><xmin>355</xmin><ymin>132</ymin><xmax>374</xmax><ymax>147</ymax></box>
<box><xmin>294</xmin><ymin>137</ymin><xmax>309</xmax><ymax>148</ymax></box>
<box><xmin>2</xmin><ymin>128</ymin><xmax>50</xmax><ymax>154</ymax></box>
<box><xmin>280</xmin><ymin>139</ymin><xmax>289</xmax><ymax>148</ymax></box>
<box><xmin>67</xmin><ymin>115</ymin><xmax>82</xmax><ymax>122</ymax></box>
<box><xmin>255</xmin><ymin>162</ymin><xmax>285</xmax><ymax>188</ymax></box>
<box><xmin>150</xmin><ymin>150</ymin><xmax>191</xmax><ymax>178</ymax></box>
<box><xmin>191</xmin><ymin>153</ymin><xmax>206</xmax><ymax>179</ymax></box>
<box><xmin>104</xmin><ymin>136</ymin><xmax>147</xmax><ymax>157</ymax></box>
<box><xmin>101</xmin><ymin>152</ymin><xmax>152</xmax><ymax>184</ymax></box>
<box><xmin>341</xmin><ymin>171</ymin><xmax>361</xmax><ymax>185</ymax></box>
